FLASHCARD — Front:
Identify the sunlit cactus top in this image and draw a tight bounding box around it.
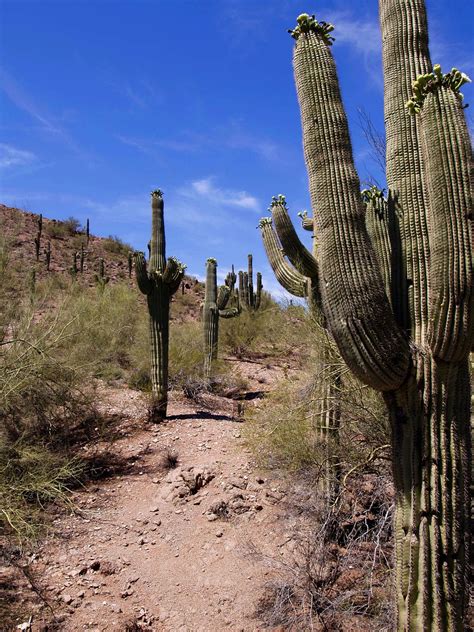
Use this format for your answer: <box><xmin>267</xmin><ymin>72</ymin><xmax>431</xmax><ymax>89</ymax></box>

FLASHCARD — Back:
<box><xmin>361</xmin><ymin>186</ymin><xmax>385</xmax><ymax>203</ymax></box>
<box><xmin>288</xmin><ymin>13</ymin><xmax>335</xmax><ymax>45</ymax></box>
<box><xmin>258</xmin><ymin>217</ymin><xmax>273</xmax><ymax>228</ymax></box>
<box><xmin>206</xmin><ymin>257</ymin><xmax>217</xmax><ymax>264</ymax></box>
<box><xmin>405</xmin><ymin>64</ymin><xmax>471</xmax><ymax>114</ymax></box>
<box><xmin>269</xmin><ymin>194</ymin><xmax>287</xmax><ymax>210</ymax></box>
<box><xmin>151</xmin><ymin>189</ymin><xmax>164</xmax><ymax>198</ymax></box>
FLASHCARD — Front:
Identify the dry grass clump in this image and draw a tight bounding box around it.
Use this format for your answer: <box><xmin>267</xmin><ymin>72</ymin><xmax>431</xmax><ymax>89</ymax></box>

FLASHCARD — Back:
<box><xmin>253</xmin><ymin>482</ymin><xmax>394</xmax><ymax>631</ymax></box>
<box><xmin>245</xmin><ymin>313</ymin><xmax>393</xmax><ymax>629</ymax></box>
<box><xmin>246</xmin><ymin>314</ymin><xmax>389</xmax><ymax>483</ymax></box>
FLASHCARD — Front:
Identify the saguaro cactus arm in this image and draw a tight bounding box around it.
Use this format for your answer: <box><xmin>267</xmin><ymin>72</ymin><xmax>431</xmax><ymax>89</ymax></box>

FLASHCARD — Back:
<box><xmin>149</xmin><ymin>189</ymin><xmax>166</xmax><ymax>273</ymax></box>
<box><xmin>292</xmin><ymin>14</ymin><xmax>409</xmax><ymax>391</ymax></box>
<box><xmin>363</xmin><ymin>187</ymin><xmax>393</xmax><ymax>303</ymax></box>
<box><xmin>217</xmin><ymin>285</ymin><xmax>231</xmax><ymax>310</ymax></box>
<box><xmin>379</xmin><ymin>0</ymin><xmax>432</xmax><ymax>340</ymax></box>
<box><xmin>270</xmin><ymin>195</ymin><xmax>319</xmax><ymax>282</ymax></box>
<box><xmin>259</xmin><ymin>218</ymin><xmax>308</xmax><ymax>298</ymax></box>
<box><xmin>298</xmin><ymin>210</ymin><xmax>314</xmax><ymax>232</ymax></box>
<box><xmin>219</xmin><ymin>307</ymin><xmax>240</xmax><ymax>319</ymax></box>
<box><xmin>134</xmin><ymin>252</ymin><xmax>152</xmax><ymax>295</ymax></box>
<box><xmin>414</xmin><ymin>79</ymin><xmax>473</xmax><ymax>361</ymax></box>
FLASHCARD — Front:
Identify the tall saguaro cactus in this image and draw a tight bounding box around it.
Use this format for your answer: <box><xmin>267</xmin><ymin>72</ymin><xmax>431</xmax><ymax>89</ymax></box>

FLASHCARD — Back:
<box><xmin>287</xmin><ymin>5</ymin><xmax>472</xmax><ymax>629</ymax></box>
<box><xmin>203</xmin><ymin>258</ymin><xmax>240</xmax><ymax>377</ymax></box>
<box><xmin>134</xmin><ymin>190</ymin><xmax>186</xmax><ymax>421</ymax></box>
<box><xmin>238</xmin><ymin>254</ymin><xmax>263</xmax><ymax>312</ymax></box>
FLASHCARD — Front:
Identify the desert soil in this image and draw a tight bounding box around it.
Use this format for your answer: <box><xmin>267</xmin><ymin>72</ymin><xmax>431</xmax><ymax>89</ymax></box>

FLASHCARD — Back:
<box><xmin>7</xmin><ymin>362</ymin><xmax>297</xmax><ymax>632</ymax></box>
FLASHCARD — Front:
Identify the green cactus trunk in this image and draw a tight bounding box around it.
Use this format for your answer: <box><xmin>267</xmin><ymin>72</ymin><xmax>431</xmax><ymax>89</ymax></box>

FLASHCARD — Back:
<box><xmin>134</xmin><ymin>191</ymin><xmax>185</xmax><ymax>421</ymax></box>
<box><xmin>203</xmin><ymin>259</ymin><xmax>220</xmax><ymax>378</ymax></box>
<box><xmin>203</xmin><ymin>259</ymin><xmax>240</xmax><ymax>378</ymax></box>
<box><xmin>386</xmin><ymin>357</ymin><xmax>470</xmax><ymax>631</ymax></box>
<box><xmin>287</xmin><ymin>3</ymin><xmax>472</xmax><ymax>628</ymax></box>
<box><xmin>147</xmin><ymin>281</ymin><xmax>170</xmax><ymax>418</ymax></box>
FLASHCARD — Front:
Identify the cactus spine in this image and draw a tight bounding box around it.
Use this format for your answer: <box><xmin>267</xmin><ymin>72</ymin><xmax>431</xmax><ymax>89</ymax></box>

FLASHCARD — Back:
<box><xmin>203</xmin><ymin>259</ymin><xmax>240</xmax><ymax>378</ymax></box>
<box><xmin>238</xmin><ymin>255</ymin><xmax>262</xmax><ymax>312</ymax></box>
<box><xmin>288</xmin><ymin>5</ymin><xmax>472</xmax><ymax>629</ymax></box>
<box><xmin>134</xmin><ymin>191</ymin><xmax>186</xmax><ymax>420</ymax></box>
<box><xmin>34</xmin><ymin>213</ymin><xmax>42</xmax><ymax>261</ymax></box>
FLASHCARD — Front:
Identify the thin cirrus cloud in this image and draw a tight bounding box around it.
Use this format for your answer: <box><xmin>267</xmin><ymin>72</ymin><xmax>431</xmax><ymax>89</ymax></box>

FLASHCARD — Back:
<box><xmin>116</xmin><ymin>124</ymin><xmax>282</xmax><ymax>163</ymax></box>
<box><xmin>0</xmin><ymin>143</ymin><xmax>36</xmax><ymax>169</ymax></box>
<box><xmin>0</xmin><ymin>66</ymin><xmax>89</xmax><ymax>159</ymax></box>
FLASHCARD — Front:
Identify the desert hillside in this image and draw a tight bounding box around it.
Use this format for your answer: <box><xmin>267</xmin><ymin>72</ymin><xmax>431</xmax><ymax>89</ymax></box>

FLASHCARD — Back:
<box><xmin>0</xmin><ymin>205</ymin><xmax>399</xmax><ymax>632</ymax></box>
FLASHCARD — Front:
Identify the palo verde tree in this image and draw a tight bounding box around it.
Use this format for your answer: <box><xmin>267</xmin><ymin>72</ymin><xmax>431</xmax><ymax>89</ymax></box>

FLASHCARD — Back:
<box><xmin>285</xmin><ymin>4</ymin><xmax>472</xmax><ymax>630</ymax></box>
<box><xmin>134</xmin><ymin>190</ymin><xmax>186</xmax><ymax>421</ymax></box>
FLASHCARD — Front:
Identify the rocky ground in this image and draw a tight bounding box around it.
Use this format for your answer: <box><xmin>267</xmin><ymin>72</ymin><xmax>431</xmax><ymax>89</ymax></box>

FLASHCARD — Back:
<box><xmin>3</xmin><ymin>363</ymin><xmax>303</xmax><ymax>632</ymax></box>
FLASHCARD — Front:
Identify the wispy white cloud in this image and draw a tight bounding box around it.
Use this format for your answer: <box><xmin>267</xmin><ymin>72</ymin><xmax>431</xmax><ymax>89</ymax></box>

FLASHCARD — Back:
<box><xmin>0</xmin><ymin>66</ymin><xmax>90</xmax><ymax>159</ymax></box>
<box><xmin>328</xmin><ymin>10</ymin><xmax>380</xmax><ymax>57</ymax></box>
<box><xmin>0</xmin><ymin>143</ymin><xmax>36</xmax><ymax>169</ymax></box>
<box><xmin>107</xmin><ymin>75</ymin><xmax>163</xmax><ymax>110</ymax></box>
<box><xmin>186</xmin><ymin>176</ymin><xmax>260</xmax><ymax>212</ymax></box>
<box><xmin>116</xmin><ymin>124</ymin><xmax>283</xmax><ymax>164</ymax></box>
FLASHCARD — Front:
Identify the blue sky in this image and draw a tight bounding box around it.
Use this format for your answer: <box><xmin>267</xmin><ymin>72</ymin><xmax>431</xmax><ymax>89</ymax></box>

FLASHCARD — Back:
<box><xmin>1</xmin><ymin>0</ymin><xmax>473</xmax><ymax>295</ymax></box>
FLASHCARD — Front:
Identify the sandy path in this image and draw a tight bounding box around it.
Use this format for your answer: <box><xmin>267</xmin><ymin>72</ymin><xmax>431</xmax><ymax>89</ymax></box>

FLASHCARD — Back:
<box><xmin>28</xmin><ymin>381</ymin><xmax>289</xmax><ymax>632</ymax></box>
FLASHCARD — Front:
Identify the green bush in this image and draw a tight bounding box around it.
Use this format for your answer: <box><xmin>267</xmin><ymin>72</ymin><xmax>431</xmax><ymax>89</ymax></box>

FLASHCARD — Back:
<box><xmin>102</xmin><ymin>235</ymin><xmax>133</xmax><ymax>255</ymax></box>
<box><xmin>220</xmin><ymin>296</ymin><xmax>307</xmax><ymax>359</ymax></box>
<box><xmin>46</xmin><ymin>216</ymin><xmax>81</xmax><ymax>239</ymax></box>
<box><xmin>245</xmin><ymin>315</ymin><xmax>389</xmax><ymax>482</ymax></box>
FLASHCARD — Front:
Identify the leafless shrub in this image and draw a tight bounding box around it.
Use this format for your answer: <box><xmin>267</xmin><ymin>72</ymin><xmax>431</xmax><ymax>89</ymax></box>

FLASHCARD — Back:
<box><xmin>252</xmin><ymin>481</ymin><xmax>394</xmax><ymax>630</ymax></box>
<box><xmin>159</xmin><ymin>449</ymin><xmax>179</xmax><ymax>471</ymax></box>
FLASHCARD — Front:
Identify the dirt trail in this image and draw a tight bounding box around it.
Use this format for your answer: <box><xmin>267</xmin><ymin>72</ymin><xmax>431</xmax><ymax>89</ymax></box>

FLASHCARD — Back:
<box><xmin>23</xmin><ymin>366</ymin><xmax>292</xmax><ymax>631</ymax></box>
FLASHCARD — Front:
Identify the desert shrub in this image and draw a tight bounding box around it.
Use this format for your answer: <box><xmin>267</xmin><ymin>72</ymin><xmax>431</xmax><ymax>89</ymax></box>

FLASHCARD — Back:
<box><xmin>102</xmin><ymin>234</ymin><xmax>133</xmax><ymax>255</ymax></box>
<box><xmin>0</xmin><ymin>300</ymin><xmax>100</xmax><ymax>541</ymax></box>
<box><xmin>246</xmin><ymin>315</ymin><xmax>389</xmax><ymax>483</ymax></box>
<box><xmin>220</xmin><ymin>298</ymin><xmax>307</xmax><ymax>359</ymax></box>
<box><xmin>63</xmin><ymin>216</ymin><xmax>81</xmax><ymax>235</ymax></box>
<box><xmin>254</xmin><ymin>484</ymin><xmax>393</xmax><ymax>630</ymax></box>
<box><xmin>46</xmin><ymin>216</ymin><xmax>80</xmax><ymax>239</ymax></box>
<box><xmin>56</xmin><ymin>283</ymin><xmax>147</xmax><ymax>381</ymax></box>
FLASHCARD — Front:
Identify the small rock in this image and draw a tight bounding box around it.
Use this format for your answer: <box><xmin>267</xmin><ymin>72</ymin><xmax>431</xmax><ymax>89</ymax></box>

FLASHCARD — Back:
<box><xmin>62</xmin><ymin>594</ymin><xmax>73</xmax><ymax>604</ymax></box>
<box><xmin>215</xmin><ymin>531</ymin><xmax>223</xmax><ymax>538</ymax></box>
<box><xmin>206</xmin><ymin>513</ymin><xmax>218</xmax><ymax>522</ymax></box>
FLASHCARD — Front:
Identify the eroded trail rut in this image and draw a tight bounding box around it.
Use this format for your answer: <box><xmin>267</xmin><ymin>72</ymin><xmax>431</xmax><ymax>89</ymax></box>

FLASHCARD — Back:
<box><xmin>32</xmin><ymin>376</ymin><xmax>291</xmax><ymax>631</ymax></box>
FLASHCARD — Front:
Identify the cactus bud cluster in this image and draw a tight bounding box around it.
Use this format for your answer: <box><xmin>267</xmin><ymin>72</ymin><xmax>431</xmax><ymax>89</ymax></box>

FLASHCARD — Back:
<box><xmin>288</xmin><ymin>13</ymin><xmax>335</xmax><ymax>44</ymax></box>
<box><xmin>405</xmin><ymin>64</ymin><xmax>471</xmax><ymax>114</ymax></box>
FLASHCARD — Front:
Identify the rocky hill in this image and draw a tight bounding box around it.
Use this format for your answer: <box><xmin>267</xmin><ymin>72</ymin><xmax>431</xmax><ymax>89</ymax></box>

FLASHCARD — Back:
<box><xmin>0</xmin><ymin>204</ymin><xmax>203</xmax><ymax>321</ymax></box>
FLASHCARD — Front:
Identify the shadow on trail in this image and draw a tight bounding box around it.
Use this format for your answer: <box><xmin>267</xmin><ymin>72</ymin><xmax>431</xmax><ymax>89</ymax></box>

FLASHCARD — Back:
<box><xmin>167</xmin><ymin>411</ymin><xmax>240</xmax><ymax>423</ymax></box>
